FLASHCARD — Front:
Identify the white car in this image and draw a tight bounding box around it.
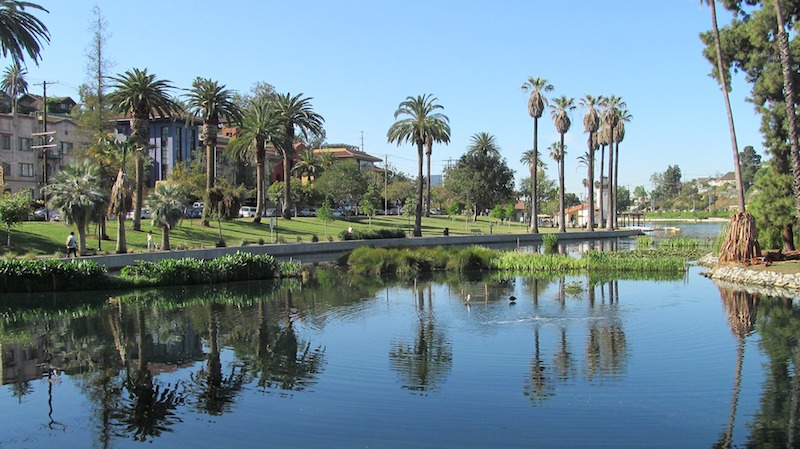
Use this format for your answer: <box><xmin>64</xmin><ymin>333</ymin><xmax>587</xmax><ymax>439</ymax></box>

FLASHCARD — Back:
<box><xmin>126</xmin><ymin>208</ymin><xmax>151</xmax><ymax>220</ymax></box>
<box><xmin>239</xmin><ymin>206</ymin><xmax>257</xmax><ymax>218</ymax></box>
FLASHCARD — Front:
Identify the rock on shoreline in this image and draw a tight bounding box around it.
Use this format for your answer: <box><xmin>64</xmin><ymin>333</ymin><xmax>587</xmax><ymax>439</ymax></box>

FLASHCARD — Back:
<box><xmin>698</xmin><ymin>254</ymin><xmax>800</xmax><ymax>298</ymax></box>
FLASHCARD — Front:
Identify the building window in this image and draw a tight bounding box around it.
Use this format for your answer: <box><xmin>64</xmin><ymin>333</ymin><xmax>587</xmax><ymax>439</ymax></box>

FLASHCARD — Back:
<box><xmin>0</xmin><ymin>135</ymin><xmax>10</xmax><ymax>150</ymax></box>
<box><xmin>160</xmin><ymin>127</ymin><xmax>169</xmax><ymax>178</ymax></box>
<box><xmin>17</xmin><ymin>137</ymin><xmax>31</xmax><ymax>151</ymax></box>
<box><xmin>19</xmin><ymin>163</ymin><xmax>34</xmax><ymax>177</ymax></box>
<box><xmin>60</xmin><ymin>142</ymin><xmax>73</xmax><ymax>155</ymax></box>
<box><xmin>175</xmin><ymin>127</ymin><xmax>183</xmax><ymax>162</ymax></box>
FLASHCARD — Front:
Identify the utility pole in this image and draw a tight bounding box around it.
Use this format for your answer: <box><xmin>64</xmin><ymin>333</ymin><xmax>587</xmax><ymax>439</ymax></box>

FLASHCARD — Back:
<box><xmin>32</xmin><ymin>81</ymin><xmax>58</xmax><ymax>221</ymax></box>
<box><xmin>360</xmin><ymin>131</ymin><xmax>365</xmax><ymax>152</ymax></box>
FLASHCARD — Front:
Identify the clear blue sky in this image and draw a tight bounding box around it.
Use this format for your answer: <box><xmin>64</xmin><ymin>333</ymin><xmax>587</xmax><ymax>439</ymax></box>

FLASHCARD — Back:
<box><xmin>25</xmin><ymin>0</ymin><xmax>762</xmax><ymax>199</ymax></box>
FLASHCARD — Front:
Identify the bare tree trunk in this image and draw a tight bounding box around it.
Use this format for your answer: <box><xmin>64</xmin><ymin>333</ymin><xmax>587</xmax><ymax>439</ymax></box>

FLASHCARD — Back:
<box><xmin>599</xmin><ymin>144</ymin><xmax>605</xmax><ymax>225</ymax></box>
<box><xmin>414</xmin><ymin>142</ymin><xmax>423</xmax><ymax>237</ymax></box>
<box><xmin>425</xmin><ymin>149</ymin><xmax>432</xmax><ymax>217</ymax></box>
<box><xmin>614</xmin><ymin>142</ymin><xmax>620</xmax><ymax>229</ymax></box>
<box><xmin>710</xmin><ymin>0</ymin><xmax>747</xmax><ymax>213</ymax></box>
<box><xmin>558</xmin><ymin>135</ymin><xmax>566</xmax><ymax>233</ymax></box>
<box><xmin>133</xmin><ymin>153</ymin><xmax>143</xmax><ymax>231</ymax></box>
<box><xmin>161</xmin><ymin>227</ymin><xmax>170</xmax><ymax>251</ymax></box>
<box><xmin>587</xmin><ymin>135</ymin><xmax>595</xmax><ymax>231</ymax></box>
<box><xmin>116</xmin><ymin>213</ymin><xmax>127</xmax><ymax>254</ymax></box>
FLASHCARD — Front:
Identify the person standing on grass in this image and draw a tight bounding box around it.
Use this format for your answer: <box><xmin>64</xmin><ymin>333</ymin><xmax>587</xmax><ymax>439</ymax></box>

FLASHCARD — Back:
<box><xmin>65</xmin><ymin>231</ymin><xmax>77</xmax><ymax>258</ymax></box>
<box><xmin>147</xmin><ymin>231</ymin><xmax>154</xmax><ymax>250</ymax></box>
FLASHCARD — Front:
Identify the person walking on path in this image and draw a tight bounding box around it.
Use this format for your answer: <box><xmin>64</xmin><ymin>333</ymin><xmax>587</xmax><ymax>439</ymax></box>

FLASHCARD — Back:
<box><xmin>65</xmin><ymin>232</ymin><xmax>78</xmax><ymax>258</ymax></box>
<box><xmin>147</xmin><ymin>231</ymin><xmax>154</xmax><ymax>250</ymax></box>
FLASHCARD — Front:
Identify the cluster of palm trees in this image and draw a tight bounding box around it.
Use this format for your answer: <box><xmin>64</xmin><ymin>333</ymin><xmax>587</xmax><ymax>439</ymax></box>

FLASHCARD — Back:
<box><xmin>521</xmin><ymin>77</ymin><xmax>631</xmax><ymax>234</ymax></box>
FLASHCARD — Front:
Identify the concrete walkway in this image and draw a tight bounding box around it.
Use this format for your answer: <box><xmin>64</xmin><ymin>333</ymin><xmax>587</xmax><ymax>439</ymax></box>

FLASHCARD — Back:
<box><xmin>77</xmin><ymin>229</ymin><xmax>644</xmax><ymax>271</ymax></box>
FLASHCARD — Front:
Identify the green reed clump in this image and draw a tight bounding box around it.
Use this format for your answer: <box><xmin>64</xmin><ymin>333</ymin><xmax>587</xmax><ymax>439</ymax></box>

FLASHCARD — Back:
<box><xmin>637</xmin><ymin>236</ymin><xmax>654</xmax><ymax>248</ymax></box>
<box><xmin>491</xmin><ymin>251</ymin><xmax>583</xmax><ymax>272</ymax></box>
<box><xmin>347</xmin><ymin>246</ymin><xmax>397</xmax><ymax>275</ymax></box>
<box><xmin>585</xmin><ymin>250</ymin><xmax>685</xmax><ymax>273</ymax></box>
<box><xmin>542</xmin><ymin>234</ymin><xmax>559</xmax><ymax>253</ymax></box>
<box><xmin>445</xmin><ymin>246</ymin><xmax>495</xmax><ymax>272</ymax></box>
<box><xmin>0</xmin><ymin>258</ymin><xmax>109</xmax><ymax>293</ymax></box>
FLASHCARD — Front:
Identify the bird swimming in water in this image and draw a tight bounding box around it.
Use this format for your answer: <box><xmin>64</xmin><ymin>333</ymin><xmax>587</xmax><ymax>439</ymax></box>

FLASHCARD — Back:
<box><xmin>464</xmin><ymin>294</ymin><xmax>471</xmax><ymax>304</ymax></box>
<box><xmin>509</xmin><ymin>295</ymin><xmax>517</xmax><ymax>303</ymax></box>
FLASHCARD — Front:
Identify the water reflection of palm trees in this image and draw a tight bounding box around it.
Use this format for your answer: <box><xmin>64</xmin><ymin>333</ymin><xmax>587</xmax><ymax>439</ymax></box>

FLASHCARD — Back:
<box><xmin>389</xmin><ymin>283</ymin><xmax>453</xmax><ymax>393</ymax></box>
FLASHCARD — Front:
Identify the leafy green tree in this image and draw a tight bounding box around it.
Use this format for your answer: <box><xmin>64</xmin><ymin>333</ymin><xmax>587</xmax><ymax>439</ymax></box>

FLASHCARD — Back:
<box><xmin>522</xmin><ymin>77</ymin><xmax>553</xmax><ymax>234</ymax></box>
<box><xmin>650</xmin><ymin>165</ymin><xmax>682</xmax><ymax>209</ymax></box>
<box><xmin>751</xmin><ymin>165</ymin><xmax>796</xmax><ymax>250</ymax></box>
<box><xmin>386</xmin><ymin>178</ymin><xmax>415</xmax><ymax>211</ymax></box>
<box><xmin>739</xmin><ymin>145</ymin><xmax>762</xmax><ymax>192</ymax></box>
<box><xmin>44</xmin><ymin>160</ymin><xmax>107</xmax><ymax>255</ymax></box>
<box><xmin>616</xmin><ymin>185</ymin><xmax>632</xmax><ymax>212</ymax></box>
<box><xmin>226</xmin><ymin>98</ymin><xmax>278</xmax><ymax>223</ymax></box>
<box><xmin>387</xmin><ymin>94</ymin><xmax>449</xmax><ymax>236</ymax></box>
<box><xmin>633</xmin><ymin>185</ymin><xmax>648</xmax><ymax>208</ymax></box>
<box><xmin>445</xmin><ymin>148</ymin><xmax>514</xmax><ymax>222</ymax></box>
<box><xmin>316</xmin><ymin>199</ymin><xmax>335</xmax><ymax>236</ymax></box>
<box><xmin>272</xmin><ymin>92</ymin><xmax>324</xmax><ymax>219</ymax></box>
<box><xmin>520</xmin><ymin>174</ymin><xmax>557</xmax><ymax>220</ymax></box>
<box><xmin>490</xmin><ymin>204</ymin><xmax>506</xmax><ymax>221</ymax></box>
<box><xmin>0</xmin><ymin>0</ymin><xmax>49</xmax><ymax>65</ymax></box>
<box><xmin>107</xmin><ymin>68</ymin><xmax>182</xmax><ymax>231</ymax></box>
<box><xmin>446</xmin><ymin>200</ymin><xmax>463</xmax><ymax>217</ymax></box>
<box><xmin>359</xmin><ymin>184</ymin><xmax>380</xmax><ymax>226</ymax></box>
<box><xmin>314</xmin><ymin>160</ymin><xmax>368</xmax><ymax>208</ymax></box>
<box><xmin>168</xmin><ymin>159</ymin><xmax>205</xmax><ymax>203</ymax></box>
<box><xmin>0</xmin><ymin>189</ymin><xmax>30</xmax><ymax>245</ymax></box>
<box><xmin>184</xmin><ymin>77</ymin><xmax>243</xmax><ymax>226</ymax></box>
<box><xmin>146</xmin><ymin>183</ymin><xmax>186</xmax><ymax>251</ymax></box>
<box><xmin>293</xmin><ymin>148</ymin><xmax>322</xmax><ymax>182</ymax></box>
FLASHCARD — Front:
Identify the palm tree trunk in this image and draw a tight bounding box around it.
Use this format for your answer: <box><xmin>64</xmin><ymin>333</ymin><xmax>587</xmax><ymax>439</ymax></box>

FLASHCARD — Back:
<box><xmin>558</xmin><ymin>135</ymin><xmax>566</xmax><ymax>233</ymax></box>
<box><xmin>78</xmin><ymin>223</ymin><xmax>88</xmax><ymax>255</ymax></box>
<box><xmin>773</xmin><ymin>0</ymin><xmax>800</xmax><ymax>219</ymax></box>
<box><xmin>116</xmin><ymin>213</ymin><xmax>127</xmax><ymax>254</ymax></box>
<box><xmin>614</xmin><ymin>142</ymin><xmax>620</xmax><ymax>229</ymax></box>
<box><xmin>133</xmin><ymin>152</ymin><xmax>143</xmax><ymax>231</ymax></box>
<box><xmin>202</xmin><ymin>134</ymin><xmax>215</xmax><ymax>227</ymax></box>
<box><xmin>599</xmin><ymin>144</ymin><xmax>605</xmax><ymax>225</ymax></box>
<box><xmin>425</xmin><ymin>149</ymin><xmax>432</xmax><ymax>217</ymax></box>
<box><xmin>531</xmin><ymin>117</ymin><xmax>540</xmax><ymax>234</ymax></box>
<box><xmin>588</xmin><ymin>134</ymin><xmax>596</xmax><ymax>231</ymax></box>
<box><xmin>254</xmin><ymin>146</ymin><xmax>265</xmax><ymax>224</ymax></box>
<box><xmin>414</xmin><ymin>142</ymin><xmax>424</xmax><ymax>237</ymax></box>
<box><xmin>161</xmin><ymin>227</ymin><xmax>170</xmax><ymax>251</ymax></box>
<box><xmin>282</xmin><ymin>152</ymin><xmax>292</xmax><ymax>219</ymax></box>
<box><xmin>606</xmin><ymin>127</ymin><xmax>614</xmax><ymax>231</ymax></box>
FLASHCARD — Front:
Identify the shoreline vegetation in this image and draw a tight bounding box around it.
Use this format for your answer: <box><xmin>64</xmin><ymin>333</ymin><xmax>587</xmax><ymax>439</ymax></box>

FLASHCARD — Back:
<box><xmin>0</xmin><ymin>238</ymin><xmax>706</xmax><ymax>293</ymax></box>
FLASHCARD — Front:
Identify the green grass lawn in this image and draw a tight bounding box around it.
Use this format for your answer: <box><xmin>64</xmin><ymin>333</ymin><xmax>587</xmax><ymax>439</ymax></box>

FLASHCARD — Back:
<box><xmin>0</xmin><ymin>214</ymin><xmax>551</xmax><ymax>258</ymax></box>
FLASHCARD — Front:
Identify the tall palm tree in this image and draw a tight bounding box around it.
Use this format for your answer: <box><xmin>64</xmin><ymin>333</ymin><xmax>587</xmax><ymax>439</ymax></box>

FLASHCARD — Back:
<box><xmin>597</xmin><ymin>124</ymin><xmax>610</xmax><ymax>226</ymax></box>
<box><xmin>107</xmin><ymin>68</ymin><xmax>182</xmax><ymax>231</ymax></box>
<box><xmin>272</xmin><ymin>92</ymin><xmax>324</xmax><ymax>219</ymax></box>
<box><xmin>772</xmin><ymin>0</ymin><xmax>800</xmax><ymax>220</ymax></box>
<box><xmin>0</xmin><ymin>1</ymin><xmax>49</xmax><ymax>65</ymax></box>
<box><xmin>226</xmin><ymin>98</ymin><xmax>279</xmax><ymax>223</ymax></box>
<box><xmin>44</xmin><ymin>160</ymin><xmax>107</xmax><ymax>255</ymax></box>
<box><xmin>0</xmin><ymin>61</ymin><xmax>26</xmax><ymax>114</ymax></box>
<box><xmin>522</xmin><ymin>77</ymin><xmax>553</xmax><ymax>234</ymax></box>
<box><xmin>184</xmin><ymin>77</ymin><xmax>243</xmax><ymax>226</ymax></box>
<box><xmin>146</xmin><ymin>183</ymin><xmax>186</xmax><ymax>251</ymax></box>
<box><xmin>550</xmin><ymin>96</ymin><xmax>575</xmax><ymax>233</ymax></box>
<box><xmin>101</xmin><ymin>136</ymin><xmax>134</xmax><ymax>254</ymax></box>
<box><xmin>466</xmin><ymin>132</ymin><xmax>500</xmax><ymax>157</ymax></box>
<box><xmin>424</xmin><ymin>119</ymin><xmax>451</xmax><ymax>217</ymax></box>
<box><xmin>520</xmin><ymin>148</ymin><xmax>542</xmax><ymax>228</ymax></box>
<box><xmin>600</xmin><ymin>95</ymin><xmax>625</xmax><ymax>230</ymax></box>
<box><xmin>548</xmin><ymin>141</ymin><xmax>567</xmax><ymax>232</ymax></box>
<box><xmin>613</xmin><ymin>108</ymin><xmax>632</xmax><ymax>228</ymax></box>
<box><xmin>579</xmin><ymin>95</ymin><xmax>602</xmax><ymax>231</ymax></box>
<box><xmin>701</xmin><ymin>0</ymin><xmax>747</xmax><ymax>215</ymax></box>
<box><xmin>387</xmin><ymin>94</ymin><xmax>448</xmax><ymax>237</ymax></box>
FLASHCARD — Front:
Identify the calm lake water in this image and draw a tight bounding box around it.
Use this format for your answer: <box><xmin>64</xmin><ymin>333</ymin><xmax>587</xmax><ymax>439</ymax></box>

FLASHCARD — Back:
<box><xmin>1</xmin><ymin>249</ymin><xmax>798</xmax><ymax>449</ymax></box>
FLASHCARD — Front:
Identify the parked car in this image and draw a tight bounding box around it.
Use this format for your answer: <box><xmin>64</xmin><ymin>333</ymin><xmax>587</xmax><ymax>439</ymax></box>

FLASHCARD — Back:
<box><xmin>298</xmin><ymin>207</ymin><xmax>316</xmax><ymax>217</ymax></box>
<box><xmin>126</xmin><ymin>208</ymin><xmax>151</xmax><ymax>220</ymax></box>
<box><xmin>239</xmin><ymin>206</ymin><xmax>257</xmax><ymax>218</ymax></box>
<box><xmin>32</xmin><ymin>208</ymin><xmax>60</xmax><ymax>221</ymax></box>
<box><xmin>186</xmin><ymin>206</ymin><xmax>202</xmax><ymax>219</ymax></box>
<box><xmin>264</xmin><ymin>208</ymin><xmax>276</xmax><ymax>217</ymax></box>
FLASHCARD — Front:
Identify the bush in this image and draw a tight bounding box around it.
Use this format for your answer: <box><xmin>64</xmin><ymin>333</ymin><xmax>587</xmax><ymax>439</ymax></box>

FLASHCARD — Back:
<box><xmin>339</xmin><ymin>228</ymin><xmax>406</xmax><ymax>241</ymax></box>
<box><xmin>0</xmin><ymin>259</ymin><xmax>109</xmax><ymax>293</ymax></box>
<box><xmin>119</xmin><ymin>252</ymin><xmax>279</xmax><ymax>286</ymax></box>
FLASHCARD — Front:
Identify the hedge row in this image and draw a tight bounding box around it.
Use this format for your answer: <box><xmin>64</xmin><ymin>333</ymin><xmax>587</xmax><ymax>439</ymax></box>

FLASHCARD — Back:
<box><xmin>119</xmin><ymin>252</ymin><xmax>285</xmax><ymax>286</ymax></box>
<box><xmin>0</xmin><ymin>259</ymin><xmax>109</xmax><ymax>293</ymax></box>
<box><xmin>339</xmin><ymin>228</ymin><xmax>407</xmax><ymax>241</ymax></box>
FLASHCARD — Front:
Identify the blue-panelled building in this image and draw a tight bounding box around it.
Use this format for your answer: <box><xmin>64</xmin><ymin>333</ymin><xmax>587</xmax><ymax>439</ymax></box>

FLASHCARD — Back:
<box><xmin>115</xmin><ymin>116</ymin><xmax>201</xmax><ymax>187</ymax></box>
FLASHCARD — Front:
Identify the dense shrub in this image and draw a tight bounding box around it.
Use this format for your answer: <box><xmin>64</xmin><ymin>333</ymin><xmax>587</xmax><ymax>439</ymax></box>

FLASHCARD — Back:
<box><xmin>0</xmin><ymin>259</ymin><xmax>108</xmax><ymax>292</ymax></box>
<box><xmin>340</xmin><ymin>228</ymin><xmax>406</xmax><ymax>241</ymax></box>
<box><xmin>119</xmin><ymin>252</ymin><xmax>281</xmax><ymax>286</ymax></box>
